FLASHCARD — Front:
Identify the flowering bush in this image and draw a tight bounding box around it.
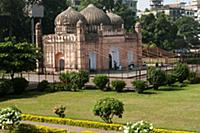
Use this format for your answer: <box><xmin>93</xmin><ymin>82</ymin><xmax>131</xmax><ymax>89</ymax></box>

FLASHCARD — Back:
<box><xmin>0</xmin><ymin>106</ymin><xmax>22</xmax><ymax>129</ymax></box>
<box><xmin>121</xmin><ymin>120</ymin><xmax>153</xmax><ymax>133</ymax></box>
<box><xmin>53</xmin><ymin>105</ymin><xmax>66</xmax><ymax>118</ymax></box>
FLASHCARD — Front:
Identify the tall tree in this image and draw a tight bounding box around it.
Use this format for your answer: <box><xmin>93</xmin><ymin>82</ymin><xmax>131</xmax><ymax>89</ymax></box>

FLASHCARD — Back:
<box><xmin>176</xmin><ymin>16</ymin><xmax>200</xmax><ymax>48</ymax></box>
<box><xmin>0</xmin><ymin>37</ymin><xmax>39</xmax><ymax>79</ymax></box>
<box><xmin>140</xmin><ymin>13</ymin><xmax>177</xmax><ymax>50</ymax></box>
<box><xmin>140</xmin><ymin>13</ymin><xmax>156</xmax><ymax>44</ymax></box>
<box><xmin>0</xmin><ymin>0</ymin><xmax>31</xmax><ymax>42</ymax></box>
<box><xmin>42</xmin><ymin>0</ymin><xmax>71</xmax><ymax>34</ymax></box>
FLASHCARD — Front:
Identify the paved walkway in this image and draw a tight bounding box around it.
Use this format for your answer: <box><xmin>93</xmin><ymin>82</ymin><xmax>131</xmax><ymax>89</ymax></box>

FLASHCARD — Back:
<box><xmin>22</xmin><ymin>121</ymin><xmax>121</xmax><ymax>133</ymax></box>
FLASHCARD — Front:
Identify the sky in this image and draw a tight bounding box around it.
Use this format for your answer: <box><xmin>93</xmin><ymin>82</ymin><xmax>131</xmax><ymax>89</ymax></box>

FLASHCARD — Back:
<box><xmin>137</xmin><ymin>0</ymin><xmax>192</xmax><ymax>11</ymax></box>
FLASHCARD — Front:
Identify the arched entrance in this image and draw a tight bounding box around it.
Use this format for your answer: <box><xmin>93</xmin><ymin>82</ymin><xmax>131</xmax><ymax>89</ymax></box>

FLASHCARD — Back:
<box><xmin>89</xmin><ymin>52</ymin><xmax>96</xmax><ymax>71</ymax></box>
<box><xmin>109</xmin><ymin>54</ymin><xmax>112</xmax><ymax>69</ymax></box>
<box><xmin>55</xmin><ymin>52</ymin><xmax>65</xmax><ymax>72</ymax></box>
<box><xmin>109</xmin><ymin>48</ymin><xmax>119</xmax><ymax>70</ymax></box>
<box><xmin>59</xmin><ymin>59</ymin><xmax>65</xmax><ymax>71</ymax></box>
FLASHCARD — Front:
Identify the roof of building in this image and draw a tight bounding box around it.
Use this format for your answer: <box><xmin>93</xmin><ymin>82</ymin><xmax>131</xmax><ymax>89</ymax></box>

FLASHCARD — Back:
<box><xmin>106</xmin><ymin>12</ymin><xmax>124</xmax><ymax>26</ymax></box>
<box><xmin>80</xmin><ymin>4</ymin><xmax>111</xmax><ymax>25</ymax></box>
<box><xmin>55</xmin><ymin>7</ymin><xmax>87</xmax><ymax>26</ymax></box>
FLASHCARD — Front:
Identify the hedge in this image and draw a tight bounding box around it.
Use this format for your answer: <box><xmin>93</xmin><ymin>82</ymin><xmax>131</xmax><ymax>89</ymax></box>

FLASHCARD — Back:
<box><xmin>21</xmin><ymin>114</ymin><xmax>194</xmax><ymax>133</ymax></box>
<box><xmin>21</xmin><ymin>114</ymin><xmax>121</xmax><ymax>131</ymax></box>
<box><xmin>15</xmin><ymin>123</ymin><xmax>67</xmax><ymax>133</ymax></box>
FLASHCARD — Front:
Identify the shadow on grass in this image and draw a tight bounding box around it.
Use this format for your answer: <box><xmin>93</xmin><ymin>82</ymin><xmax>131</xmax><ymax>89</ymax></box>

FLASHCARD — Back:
<box><xmin>158</xmin><ymin>86</ymin><xmax>185</xmax><ymax>91</ymax></box>
<box><xmin>0</xmin><ymin>91</ymin><xmax>52</xmax><ymax>102</ymax></box>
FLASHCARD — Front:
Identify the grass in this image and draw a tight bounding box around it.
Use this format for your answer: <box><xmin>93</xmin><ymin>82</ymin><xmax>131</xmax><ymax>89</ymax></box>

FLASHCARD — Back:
<box><xmin>0</xmin><ymin>84</ymin><xmax>200</xmax><ymax>132</ymax></box>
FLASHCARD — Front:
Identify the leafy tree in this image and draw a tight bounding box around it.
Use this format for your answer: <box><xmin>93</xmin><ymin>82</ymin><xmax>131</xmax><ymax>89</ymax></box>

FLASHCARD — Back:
<box><xmin>176</xmin><ymin>16</ymin><xmax>200</xmax><ymax>48</ymax></box>
<box><xmin>41</xmin><ymin>0</ymin><xmax>71</xmax><ymax>34</ymax></box>
<box><xmin>140</xmin><ymin>13</ymin><xmax>178</xmax><ymax>50</ymax></box>
<box><xmin>93</xmin><ymin>98</ymin><xmax>124</xmax><ymax>123</ymax></box>
<box><xmin>0</xmin><ymin>37</ymin><xmax>39</xmax><ymax>79</ymax></box>
<box><xmin>0</xmin><ymin>0</ymin><xmax>30</xmax><ymax>42</ymax></box>
<box><xmin>140</xmin><ymin>13</ymin><xmax>156</xmax><ymax>44</ymax></box>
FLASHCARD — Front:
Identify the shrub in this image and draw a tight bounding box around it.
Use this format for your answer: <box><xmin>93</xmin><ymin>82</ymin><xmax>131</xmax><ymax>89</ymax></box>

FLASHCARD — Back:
<box><xmin>188</xmin><ymin>72</ymin><xmax>200</xmax><ymax>84</ymax></box>
<box><xmin>93</xmin><ymin>98</ymin><xmax>124</xmax><ymax>123</ymax></box>
<box><xmin>147</xmin><ymin>67</ymin><xmax>166</xmax><ymax>90</ymax></box>
<box><xmin>50</xmin><ymin>83</ymin><xmax>70</xmax><ymax>92</ymax></box>
<box><xmin>111</xmin><ymin>80</ymin><xmax>126</xmax><ymax>92</ymax></box>
<box><xmin>0</xmin><ymin>80</ymin><xmax>12</xmax><ymax>96</ymax></box>
<box><xmin>59</xmin><ymin>72</ymin><xmax>71</xmax><ymax>84</ymax></box>
<box><xmin>93</xmin><ymin>75</ymin><xmax>109</xmax><ymax>91</ymax></box>
<box><xmin>78</xmin><ymin>70</ymin><xmax>89</xmax><ymax>89</ymax></box>
<box><xmin>121</xmin><ymin>121</ymin><xmax>153</xmax><ymax>133</ymax></box>
<box><xmin>37</xmin><ymin>80</ymin><xmax>50</xmax><ymax>92</ymax></box>
<box><xmin>174</xmin><ymin>63</ymin><xmax>189</xmax><ymax>83</ymax></box>
<box><xmin>53</xmin><ymin>105</ymin><xmax>66</xmax><ymax>118</ymax></box>
<box><xmin>166</xmin><ymin>73</ymin><xmax>177</xmax><ymax>86</ymax></box>
<box><xmin>12</xmin><ymin>78</ymin><xmax>29</xmax><ymax>94</ymax></box>
<box><xmin>0</xmin><ymin>106</ymin><xmax>22</xmax><ymax>129</ymax></box>
<box><xmin>132</xmin><ymin>80</ymin><xmax>146</xmax><ymax>93</ymax></box>
<box><xmin>59</xmin><ymin>71</ymin><xmax>89</xmax><ymax>91</ymax></box>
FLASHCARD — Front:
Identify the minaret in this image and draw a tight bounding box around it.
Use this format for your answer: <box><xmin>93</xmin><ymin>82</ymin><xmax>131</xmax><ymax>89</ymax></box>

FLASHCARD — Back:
<box><xmin>35</xmin><ymin>22</ymin><xmax>44</xmax><ymax>73</ymax></box>
<box><xmin>76</xmin><ymin>20</ymin><xmax>85</xmax><ymax>70</ymax></box>
<box><xmin>135</xmin><ymin>22</ymin><xmax>142</xmax><ymax>65</ymax></box>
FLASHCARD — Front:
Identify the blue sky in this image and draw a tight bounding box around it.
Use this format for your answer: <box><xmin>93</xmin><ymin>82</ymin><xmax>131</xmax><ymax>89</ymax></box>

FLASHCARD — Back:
<box><xmin>137</xmin><ymin>0</ymin><xmax>192</xmax><ymax>11</ymax></box>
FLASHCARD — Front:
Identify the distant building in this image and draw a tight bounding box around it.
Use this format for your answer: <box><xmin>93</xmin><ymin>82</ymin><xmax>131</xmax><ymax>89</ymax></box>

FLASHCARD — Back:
<box><xmin>139</xmin><ymin>1</ymin><xmax>195</xmax><ymax>21</ymax></box>
<box><xmin>122</xmin><ymin>0</ymin><xmax>138</xmax><ymax>17</ymax></box>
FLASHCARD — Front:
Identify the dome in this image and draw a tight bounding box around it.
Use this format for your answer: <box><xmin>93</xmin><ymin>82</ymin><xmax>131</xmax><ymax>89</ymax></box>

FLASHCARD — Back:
<box><xmin>106</xmin><ymin>12</ymin><xmax>124</xmax><ymax>26</ymax></box>
<box><xmin>80</xmin><ymin>4</ymin><xmax>111</xmax><ymax>25</ymax></box>
<box><xmin>55</xmin><ymin>7</ymin><xmax>87</xmax><ymax>26</ymax></box>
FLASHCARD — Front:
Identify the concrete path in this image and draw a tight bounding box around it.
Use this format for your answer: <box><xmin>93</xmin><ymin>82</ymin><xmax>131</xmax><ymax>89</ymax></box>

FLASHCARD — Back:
<box><xmin>22</xmin><ymin>121</ymin><xmax>121</xmax><ymax>133</ymax></box>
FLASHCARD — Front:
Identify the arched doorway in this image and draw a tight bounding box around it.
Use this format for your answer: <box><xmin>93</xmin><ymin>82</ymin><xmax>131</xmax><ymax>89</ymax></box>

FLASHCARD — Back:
<box><xmin>59</xmin><ymin>59</ymin><xmax>65</xmax><ymax>71</ymax></box>
<box><xmin>89</xmin><ymin>52</ymin><xmax>96</xmax><ymax>71</ymax></box>
<box><xmin>109</xmin><ymin>54</ymin><xmax>112</xmax><ymax>69</ymax></box>
<box><xmin>109</xmin><ymin>48</ymin><xmax>119</xmax><ymax>70</ymax></box>
<box><xmin>55</xmin><ymin>52</ymin><xmax>65</xmax><ymax>72</ymax></box>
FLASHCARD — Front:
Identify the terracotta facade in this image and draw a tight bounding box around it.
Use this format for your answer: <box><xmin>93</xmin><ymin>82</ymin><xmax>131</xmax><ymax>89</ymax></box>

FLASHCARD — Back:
<box><xmin>35</xmin><ymin>5</ymin><xmax>142</xmax><ymax>73</ymax></box>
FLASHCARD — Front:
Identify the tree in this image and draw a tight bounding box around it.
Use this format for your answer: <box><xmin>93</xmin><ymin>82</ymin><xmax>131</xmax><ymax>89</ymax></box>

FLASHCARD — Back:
<box><xmin>0</xmin><ymin>37</ymin><xmax>39</xmax><ymax>79</ymax></box>
<box><xmin>176</xmin><ymin>16</ymin><xmax>200</xmax><ymax>48</ymax></box>
<box><xmin>41</xmin><ymin>0</ymin><xmax>71</xmax><ymax>34</ymax></box>
<box><xmin>0</xmin><ymin>0</ymin><xmax>30</xmax><ymax>42</ymax></box>
<box><xmin>140</xmin><ymin>13</ymin><xmax>178</xmax><ymax>50</ymax></box>
<box><xmin>140</xmin><ymin>13</ymin><xmax>156</xmax><ymax>44</ymax></box>
<box><xmin>93</xmin><ymin>98</ymin><xmax>124</xmax><ymax>123</ymax></box>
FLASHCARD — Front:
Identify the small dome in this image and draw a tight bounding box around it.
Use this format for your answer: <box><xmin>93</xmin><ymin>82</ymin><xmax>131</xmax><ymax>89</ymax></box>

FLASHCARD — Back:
<box><xmin>55</xmin><ymin>7</ymin><xmax>87</xmax><ymax>26</ymax></box>
<box><xmin>106</xmin><ymin>12</ymin><xmax>124</xmax><ymax>26</ymax></box>
<box><xmin>80</xmin><ymin>4</ymin><xmax>111</xmax><ymax>25</ymax></box>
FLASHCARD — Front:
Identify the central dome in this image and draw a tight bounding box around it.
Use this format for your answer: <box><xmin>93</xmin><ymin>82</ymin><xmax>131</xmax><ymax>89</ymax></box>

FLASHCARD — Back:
<box><xmin>55</xmin><ymin>7</ymin><xmax>87</xmax><ymax>26</ymax></box>
<box><xmin>80</xmin><ymin>4</ymin><xmax>111</xmax><ymax>25</ymax></box>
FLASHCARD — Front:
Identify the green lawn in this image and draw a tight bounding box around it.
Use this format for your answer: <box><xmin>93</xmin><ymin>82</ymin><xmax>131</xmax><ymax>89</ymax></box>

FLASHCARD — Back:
<box><xmin>0</xmin><ymin>84</ymin><xmax>200</xmax><ymax>132</ymax></box>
